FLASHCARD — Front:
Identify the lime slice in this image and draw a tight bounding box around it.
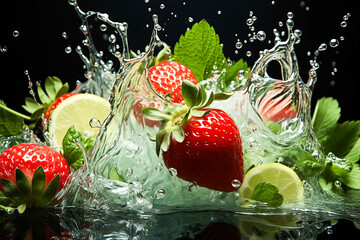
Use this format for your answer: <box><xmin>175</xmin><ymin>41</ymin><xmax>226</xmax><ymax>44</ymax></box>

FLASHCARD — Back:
<box><xmin>239</xmin><ymin>163</ymin><xmax>304</xmax><ymax>204</ymax></box>
<box><xmin>48</xmin><ymin>93</ymin><xmax>111</xmax><ymax>148</ymax></box>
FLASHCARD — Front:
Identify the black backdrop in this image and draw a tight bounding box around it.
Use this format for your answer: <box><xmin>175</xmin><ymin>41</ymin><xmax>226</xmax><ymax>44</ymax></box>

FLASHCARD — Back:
<box><xmin>0</xmin><ymin>0</ymin><xmax>359</xmax><ymax>238</ymax></box>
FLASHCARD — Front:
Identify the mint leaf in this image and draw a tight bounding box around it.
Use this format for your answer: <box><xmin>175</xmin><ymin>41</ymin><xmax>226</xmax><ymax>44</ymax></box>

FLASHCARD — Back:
<box><xmin>321</xmin><ymin>121</ymin><xmax>360</xmax><ymax>158</ymax></box>
<box><xmin>62</xmin><ymin>125</ymin><xmax>95</xmax><ymax>170</ymax></box>
<box><xmin>266</xmin><ymin>121</ymin><xmax>282</xmax><ymax>135</ymax></box>
<box><xmin>251</xmin><ymin>182</ymin><xmax>283</xmax><ymax>207</ymax></box>
<box><xmin>218</xmin><ymin>59</ymin><xmax>250</xmax><ymax>92</ymax></box>
<box><xmin>0</xmin><ymin>101</ymin><xmax>25</xmax><ymax>137</ymax></box>
<box><xmin>311</xmin><ymin>97</ymin><xmax>341</xmax><ymax>144</ymax></box>
<box><xmin>174</xmin><ymin>20</ymin><xmax>226</xmax><ymax>81</ymax></box>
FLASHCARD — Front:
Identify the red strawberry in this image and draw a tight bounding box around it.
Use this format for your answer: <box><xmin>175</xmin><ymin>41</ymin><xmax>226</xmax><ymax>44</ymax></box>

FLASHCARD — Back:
<box><xmin>257</xmin><ymin>88</ymin><xmax>297</xmax><ymax>123</ymax></box>
<box><xmin>163</xmin><ymin>109</ymin><xmax>243</xmax><ymax>192</ymax></box>
<box><xmin>149</xmin><ymin>61</ymin><xmax>198</xmax><ymax>104</ymax></box>
<box><xmin>0</xmin><ymin>144</ymin><xmax>70</xmax><ymax>210</ymax></box>
<box><xmin>142</xmin><ymin>80</ymin><xmax>243</xmax><ymax>192</ymax></box>
<box><xmin>43</xmin><ymin>92</ymin><xmax>78</xmax><ymax>127</ymax></box>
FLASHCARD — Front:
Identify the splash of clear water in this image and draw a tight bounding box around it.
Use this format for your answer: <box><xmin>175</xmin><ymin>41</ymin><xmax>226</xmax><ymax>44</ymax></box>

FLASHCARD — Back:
<box><xmin>57</xmin><ymin>2</ymin><xmax>360</xmax><ymax>225</ymax></box>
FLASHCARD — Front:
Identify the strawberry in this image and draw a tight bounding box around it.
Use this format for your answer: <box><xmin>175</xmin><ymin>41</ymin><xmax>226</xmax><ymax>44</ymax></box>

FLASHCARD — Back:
<box><xmin>149</xmin><ymin>61</ymin><xmax>198</xmax><ymax>104</ymax></box>
<box><xmin>257</xmin><ymin>88</ymin><xmax>297</xmax><ymax>123</ymax></box>
<box><xmin>142</xmin><ymin>80</ymin><xmax>243</xmax><ymax>192</ymax></box>
<box><xmin>0</xmin><ymin>144</ymin><xmax>70</xmax><ymax>211</ymax></box>
<box><xmin>43</xmin><ymin>92</ymin><xmax>78</xmax><ymax>127</ymax></box>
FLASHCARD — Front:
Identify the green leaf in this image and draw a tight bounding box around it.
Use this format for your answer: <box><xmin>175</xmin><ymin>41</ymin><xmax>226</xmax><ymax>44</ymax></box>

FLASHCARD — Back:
<box><xmin>172</xmin><ymin>126</ymin><xmax>185</xmax><ymax>143</ymax></box>
<box><xmin>56</xmin><ymin>82</ymin><xmax>69</xmax><ymax>98</ymax></box>
<box><xmin>16</xmin><ymin>169</ymin><xmax>31</xmax><ymax>197</ymax></box>
<box><xmin>251</xmin><ymin>182</ymin><xmax>284</xmax><ymax>207</ymax></box>
<box><xmin>109</xmin><ymin>167</ymin><xmax>125</xmax><ymax>182</ymax></box>
<box><xmin>345</xmin><ymin>138</ymin><xmax>360</xmax><ymax>163</ymax></box>
<box><xmin>311</xmin><ymin>97</ymin><xmax>341</xmax><ymax>143</ymax></box>
<box><xmin>0</xmin><ymin>191</ymin><xmax>13</xmax><ymax>206</ymax></box>
<box><xmin>182</xmin><ymin>80</ymin><xmax>199</xmax><ymax>108</ymax></box>
<box><xmin>321</xmin><ymin>121</ymin><xmax>360</xmax><ymax>158</ymax></box>
<box><xmin>37</xmin><ymin>85</ymin><xmax>51</xmax><ymax>105</ymax></box>
<box><xmin>1</xmin><ymin>179</ymin><xmax>22</xmax><ymax>204</ymax></box>
<box><xmin>17</xmin><ymin>203</ymin><xmax>26</xmax><ymax>214</ymax></box>
<box><xmin>62</xmin><ymin>125</ymin><xmax>95</xmax><ymax>170</ymax></box>
<box><xmin>32</xmin><ymin>167</ymin><xmax>46</xmax><ymax>197</ymax></box>
<box><xmin>174</xmin><ymin>20</ymin><xmax>226</xmax><ymax>81</ymax></box>
<box><xmin>22</xmin><ymin>97</ymin><xmax>41</xmax><ymax>114</ymax></box>
<box><xmin>219</xmin><ymin>59</ymin><xmax>250</xmax><ymax>92</ymax></box>
<box><xmin>39</xmin><ymin>174</ymin><xmax>60</xmax><ymax>205</ymax></box>
<box><xmin>0</xmin><ymin>101</ymin><xmax>25</xmax><ymax>137</ymax></box>
<box><xmin>342</xmin><ymin>163</ymin><xmax>360</xmax><ymax>189</ymax></box>
<box><xmin>142</xmin><ymin>107</ymin><xmax>170</xmax><ymax>121</ymax></box>
<box><xmin>266</xmin><ymin>121</ymin><xmax>282</xmax><ymax>135</ymax></box>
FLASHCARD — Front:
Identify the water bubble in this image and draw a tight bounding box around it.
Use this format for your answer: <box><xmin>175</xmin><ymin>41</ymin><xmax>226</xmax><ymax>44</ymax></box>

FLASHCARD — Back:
<box><xmin>231</xmin><ymin>179</ymin><xmax>241</xmax><ymax>188</ymax></box>
<box><xmin>65</xmin><ymin>46</ymin><xmax>72</xmax><ymax>54</ymax></box>
<box><xmin>188</xmin><ymin>17</ymin><xmax>194</xmax><ymax>23</ymax></box>
<box><xmin>24</xmin><ymin>70</ymin><xmax>29</xmax><ymax>76</ymax></box>
<box><xmin>246</xmin><ymin>51</ymin><xmax>252</xmax><ymax>57</ymax></box>
<box><xmin>125</xmin><ymin>168</ymin><xmax>133</xmax><ymax>176</ymax></box>
<box><xmin>100</xmin><ymin>24</ymin><xmax>107</xmax><ymax>32</ymax></box>
<box><xmin>148</xmin><ymin>7</ymin><xmax>152</xmax><ymax>12</ymax></box>
<box><xmin>343</xmin><ymin>13</ymin><xmax>351</xmax><ymax>20</ymax></box>
<box><xmin>287</xmin><ymin>12</ymin><xmax>294</xmax><ymax>19</ymax></box>
<box><xmin>227</xmin><ymin>59</ymin><xmax>233</xmax><ymax>66</ymax></box>
<box><xmin>300</xmin><ymin>1</ymin><xmax>306</xmax><ymax>8</ymax></box>
<box><xmin>217</xmin><ymin>10</ymin><xmax>222</xmax><ymax>15</ymax></box>
<box><xmin>271</xmin><ymin>1</ymin><xmax>275</xmax><ymax>5</ymax></box>
<box><xmin>13</xmin><ymin>30</ymin><xmax>19</xmax><ymax>37</ymax></box>
<box><xmin>318</xmin><ymin>43</ymin><xmax>327</xmax><ymax>51</ymax></box>
<box><xmin>145</xmin><ymin>0</ymin><xmax>149</xmax><ymax>3</ymax></box>
<box><xmin>155</xmin><ymin>189</ymin><xmax>165</xmax><ymax>199</ymax></box>
<box><xmin>278</xmin><ymin>21</ymin><xmax>283</xmax><ymax>27</ymax></box>
<box><xmin>68</xmin><ymin>0</ymin><xmax>77</xmax><ymax>6</ymax></box>
<box><xmin>340</xmin><ymin>21</ymin><xmax>347</xmax><ymax>27</ymax></box>
<box><xmin>257</xmin><ymin>31</ymin><xmax>266</xmax><ymax>41</ymax></box>
<box><xmin>155</xmin><ymin>163</ymin><xmax>163</xmax><ymax>171</ymax></box>
<box><xmin>160</xmin><ymin>3</ymin><xmax>165</xmax><ymax>9</ymax></box>
<box><xmin>234</xmin><ymin>50</ymin><xmax>239</xmax><ymax>55</ymax></box>
<box><xmin>235</xmin><ymin>41</ymin><xmax>243</xmax><ymax>49</ymax></box>
<box><xmin>329</xmin><ymin>39</ymin><xmax>339</xmax><ymax>48</ymax></box>
<box><xmin>168</xmin><ymin>168</ymin><xmax>177</xmax><ymax>177</ymax></box>
<box><xmin>340</xmin><ymin>36</ymin><xmax>345</xmax><ymax>41</ymax></box>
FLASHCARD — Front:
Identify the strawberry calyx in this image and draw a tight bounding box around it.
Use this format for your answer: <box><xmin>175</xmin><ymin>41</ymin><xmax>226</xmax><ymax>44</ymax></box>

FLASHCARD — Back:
<box><xmin>142</xmin><ymin>80</ymin><xmax>232</xmax><ymax>155</ymax></box>
<box><xmin>0</xmin><ymin>166</ymin><xmax>60</xmax><ymax>213</ymax></box>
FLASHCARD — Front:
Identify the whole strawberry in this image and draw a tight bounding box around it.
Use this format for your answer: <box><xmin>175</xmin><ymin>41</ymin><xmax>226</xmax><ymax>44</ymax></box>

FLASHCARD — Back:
<box><xmin>0</xmin><ymin>144</ymin><xmax>70</xmax><ymax>212</ymax></box>
<box><xmin>143</xmin><ymin>80</ymin><xmax>244</xmax><ymax>192</ymax></box>
<box><xmin>149</xmin><ymin>61</ymin><xmax>198</xmax><ymax>104</ymax></box>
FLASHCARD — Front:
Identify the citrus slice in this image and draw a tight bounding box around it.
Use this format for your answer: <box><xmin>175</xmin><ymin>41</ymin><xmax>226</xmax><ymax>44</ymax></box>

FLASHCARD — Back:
<box><xmin>48</xmin><ymin>93</ymin><xmax>111</xmax><ymax>148</ymax></box>
<box><xmin>239</xmin><ymin>163</ymin><xmax>304</xmax><ymax>204</ymax></box>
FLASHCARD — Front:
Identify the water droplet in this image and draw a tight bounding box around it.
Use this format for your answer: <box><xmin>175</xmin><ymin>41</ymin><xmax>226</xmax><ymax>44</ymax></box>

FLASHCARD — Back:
<box><xmin>238</xmin><ymin>70</ymin><xmax>245</xmax><ymax>80</ymax></box>
<box><xmin>160</xmin><ymin>3</ymin><xmax>165</xmax><ymax>9</ymax></box>
<box><xmin>89</xmin><ymin>118</ymin><xmax>102</xmax><ymax>128</ymax></box>
<box><xmin>188</xmin><ymin>17</ymin><xmax>194</xmax><ymax>23</ymax></box>
<box><xmin>271</xmin><ymin>1</ymin><xmax>275</xmax><ymax>5</ymax></box>
<box><xmin>287</xmin><ymin>12</ymin><xmax>294</xmax><ymax>19</ymax></box>
<box><xmin>334</xmin><ymin>180</ymin><xmax>342</xmax><ymax>187</ymax></box>
<box><xmin>168</xmin><ymin>168</ymin><xmax>177</xmax><ymax>177</ymax></box>
<box><xmin>145</xmin><ymin>0</ymin><xmax>149</xmax><ymax>3</ymax></box>
<box><xmin>148</xmin><ymin>7</ymin><xmax>152</xmax><ymax>12</ymax></box>
<box><xmin>329</xmin><ymin>39</ymin><xmax>339</xmax><ymax>48</ymax></box>
<box><xmin>24</xmin><ymin>70</ymin><xmax>29</xmax><ymax>76</ymax></box>
<box><xmin>318</xmin><ymin>43</ymin><xmax>327</xmax><ymax>51</ymax></box>
<box><xmin>188</xmin><ymin>182</ymin><xmax>198</xmax><ymax>192</ymax></box>
<box><xmin>343</xmin><ymin>13</ymin><xmax>351</xmax><ymax>20</ymax></box>
<box><xmin>62</xmin><ymin>32</ymin><xmax>68</xmax><ymax>39</ymax></box>
<box><xmin>235</xmin><ymin>41</ymin><xmax>243</xmax><ymax>49</ymax></box>
<box><xmin>257</xmin><ymin>31</ymin><xmax>266</xmax><ymax>41</ymax></box>
<box><xmin>340</xmin><ymin>21</ymin><xmax>347</xmax><ymax>28</ymax></box>
<box><xmin>13</xmin><ymin>30</ymin><xmax>19</xmax><ymax>37</ymax></box>
<box><xmin>278</xmin><ymin>21</ymin><xmax>283</xmax><ymax>27</ymax></box>
<box><xmin>246</xmin><ymin>18</ymin><xmax>254</xmax><ymax>26</ymax></box>
<box><xmin>68</xmin><ymin>0</ymin><xmax>77</xmax><ymax>6</ymax></box>
<box><xmin>217</xmin><ymin>10</ymin><xmax>222</xmax><ymax>15</ymax></box>
<box><xmin>155</xmin><ymin>189</ymin><xmax>165</xmax><ymax>199</ymax></box>
<box><xmin>231</xmin><ymin>179</ymin><xmax>241</xmax><ymax>188</ymax></box>
<box><xmin>155</xmin><ymin>163</ymin><xmax>163</xmax><ymax>171</ymax></box>
<box><xmin>65</xmin><ymin>46</ymin><xmax>72</xmax><ymax>54</ymax></box>
<box><xmin>108</xmin><ymin>34</ymin><xmax>116</xmax><ymax>43</ymax></box>
<box><xmin>100</xmin><ymin>24</ymin><xmax>107</xmax><ymax>32</ymax></box>
<box><xmin>246</xmin><ymin>51</ymin><xmax>252</xmax><ymax>57</ymax></box>
<box><xmin>0</xmin><ymin>45</ymin><xmax>8</xmax><ymax>53</ymax></box>
<box><xmin>125</xmin><ymin>168</ymin><xmax>133</xmax><ymax>176</ymax></box>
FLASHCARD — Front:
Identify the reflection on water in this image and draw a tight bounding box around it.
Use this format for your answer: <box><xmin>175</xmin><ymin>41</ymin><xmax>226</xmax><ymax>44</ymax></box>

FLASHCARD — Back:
<box><xmin>1</xmin><ymin>207</ymin><xmax>354</xmax><ymax>240</ymax></box>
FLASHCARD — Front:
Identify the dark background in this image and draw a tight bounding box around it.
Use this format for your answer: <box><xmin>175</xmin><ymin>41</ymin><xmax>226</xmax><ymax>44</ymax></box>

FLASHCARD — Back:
<box><xmin>0</xmin><ymin>0</ymin><xmax>359</xmax><ymax>238</ymax></box>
